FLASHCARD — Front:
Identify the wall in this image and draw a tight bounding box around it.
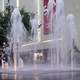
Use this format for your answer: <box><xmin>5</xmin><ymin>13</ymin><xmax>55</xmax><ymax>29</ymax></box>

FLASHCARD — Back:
<box><xmin>19</xmin><ymin>0</ymin><xmax>37</xmax><ymax>13</ymax></box>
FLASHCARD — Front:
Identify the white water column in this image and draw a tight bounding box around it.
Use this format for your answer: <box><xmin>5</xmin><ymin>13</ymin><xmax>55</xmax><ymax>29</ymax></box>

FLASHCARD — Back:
<box><xmin>67</xmin><ymin>14</ymin><xmax>77</xmax><ymax>69</ymax></box>
<box><xmin>16</xmin><ymin>0</ymin><xmax>19</xmax><ymax>8</ymax></box>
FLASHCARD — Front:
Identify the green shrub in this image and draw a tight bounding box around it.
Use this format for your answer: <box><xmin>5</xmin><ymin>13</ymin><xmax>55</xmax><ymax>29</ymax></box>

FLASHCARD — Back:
<box><xmin>0</xmin><ymin>6</ymin><xmax>31</xmax><ymax>47</ymax></box>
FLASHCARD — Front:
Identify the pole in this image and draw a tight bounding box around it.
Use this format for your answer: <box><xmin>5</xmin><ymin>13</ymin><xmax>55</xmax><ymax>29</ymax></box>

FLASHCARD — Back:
<box><xmin>2</xmin><ymin>0</ymin><xmax>4</xmax><ymax>11</ymax></box>
<box><xmin>16</xmin><ymin>0</ymin><xmax>19</xmax><ymax>8</ymax></box>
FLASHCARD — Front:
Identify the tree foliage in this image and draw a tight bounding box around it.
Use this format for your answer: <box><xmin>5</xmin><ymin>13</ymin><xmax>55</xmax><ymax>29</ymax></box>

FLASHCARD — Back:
<box><xmin>0</xmin><ymin>6</ymin><xmax>31</xmax><ymax>47</ymax></box>
<box><xmin>0</xmin><ymin>6</ymin><xmax>11</xmax><ymax>46</ymax></box>
<box><xmin>20</xmin><ymin>8</ymin><xmax>31</xmax><ymax>35</ymax></box>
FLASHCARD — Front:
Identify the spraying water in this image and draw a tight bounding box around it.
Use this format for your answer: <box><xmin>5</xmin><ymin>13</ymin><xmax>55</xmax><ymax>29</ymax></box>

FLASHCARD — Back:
<box><xmin>20</xmin><ymin>0</ymin><xmax>70</xmax><ymax>69</ymax></box>
<box><xmin>4</xmin><ymin>0</ymin><xmax>79</xmax><ymax>71</ymax></box>
<box><xmin>67</xmin><ymin>14</ymin><xmax>78</xmax><ymax>68</ymax></box>
<box><xmin>8</xmin><ymin>8</ymin><xmax>28</xmax><ymax>68</ymax></box>
<box><xmin>47</xmin><ymin>0</ymin><xmax>69</xmax><ymax>67</ymax></box>
<box><xmin>30</xmin><ymin>13</ymin><xmax>38</xmax><ymax>41</ymax></box>
<box><xmin>55</xmin><ymin>0</ymin><xmax>68</xmax><ymax>66</ymax></box>
<box><xmin>10</xmin><ymin>8</ymin><xmax>28</xmax><ymax>43</ymax></box>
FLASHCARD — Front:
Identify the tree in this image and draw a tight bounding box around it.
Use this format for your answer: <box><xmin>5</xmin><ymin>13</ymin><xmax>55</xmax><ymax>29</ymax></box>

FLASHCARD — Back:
<box><xmin>20</xmin><ymin>8</ymin><xmax>31</xmax><ymax>35</ymax></box>
<box><xmin>0</xmin><ymin>6</ymin><xmax>11</xmax><ymax>46</ymax></box>
<box><xmin>0</xmin><ymin>6</ymin><xmax>31</xmax><ymax>47</ymax></box>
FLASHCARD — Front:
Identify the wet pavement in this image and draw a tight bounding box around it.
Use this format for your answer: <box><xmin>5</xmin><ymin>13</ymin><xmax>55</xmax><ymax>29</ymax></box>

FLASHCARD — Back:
<box><xmin>0</xmin><ymin>71</ymin><xmax>80</xmax><ymax>80</ymax></box>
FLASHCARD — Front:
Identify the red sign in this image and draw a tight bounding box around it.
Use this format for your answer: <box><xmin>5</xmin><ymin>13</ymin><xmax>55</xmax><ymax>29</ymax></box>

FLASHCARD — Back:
<box><xmin>43</xmin><ymin>0</ymin><xmax>56</xmax><ymax>34</ymax></box>
<box><xmin>43</xmin><ymin>0</ymin><xmax>49</xmax><ymax>34</ymax></box>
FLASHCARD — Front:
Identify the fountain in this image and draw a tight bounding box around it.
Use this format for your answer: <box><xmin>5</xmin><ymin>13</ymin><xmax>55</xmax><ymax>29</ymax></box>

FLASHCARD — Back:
<box><xmin>7</xmin><ymin>8</ymin><xmax>28</xmax><ymax>70</ymax></box>
<box><xmin>4</xmin><ymin>0</ymin><xmax>78</xmax><ymax>72</ymax></box>
<box><xmin>44</xmin><ymin>0</ymin><xmax>69</xmax><ymax>67</ymax></box>
<box><xmin>21</xmin><ymin>0</ymin><xmax>70</xmax><ymax>70</ymax></box>
<box><xmin>1</xmin><ymin>0</ymin><xmax>80</xmax><ymax>79</ymax></box>
<box><xmin>30</xmin><ymin>13</ymin><xmax>38</xmax><ymax>42</ymax></box>
<box><xmin>67</xmin><ymin>14</ymin><xmax>78</xmax><ymax>68</ymax></box>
